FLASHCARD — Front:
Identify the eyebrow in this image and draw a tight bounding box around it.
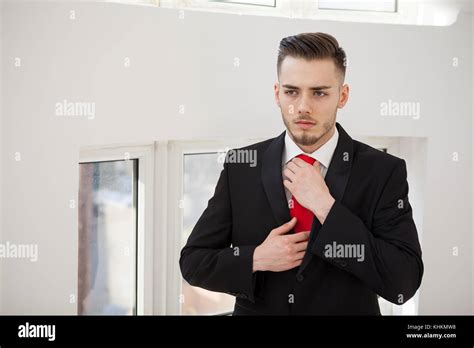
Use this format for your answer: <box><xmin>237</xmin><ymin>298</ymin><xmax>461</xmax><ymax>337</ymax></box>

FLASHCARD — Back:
<box><xmin>281</xmin><ymin>84</ymin><xmax>332</xmax><ymax>90</ymax></box>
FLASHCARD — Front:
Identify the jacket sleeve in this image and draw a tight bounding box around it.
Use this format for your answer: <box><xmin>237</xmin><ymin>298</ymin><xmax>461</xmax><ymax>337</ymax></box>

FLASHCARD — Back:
<box><xmin>179</xmin><ymin>160</ymin><xmax>260</xmax><ymax>303</ymax></box>
<box><xmin>311</xmin><ymin>159</ymin><xmax>424</xmax><ymax>305</ymax></box>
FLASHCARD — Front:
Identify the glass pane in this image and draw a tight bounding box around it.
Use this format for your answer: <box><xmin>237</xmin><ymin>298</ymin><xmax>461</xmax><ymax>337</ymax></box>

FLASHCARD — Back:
<box><xmin>213</xmin><ymin>0</ymin><xmax>276</xmax><ymax>7</ymax></box>
<box><xmin>181</xmin><ymin>152</ymin><xmax>235</xmax><ymax>315</ymax></box>
<box><xmin>318</xmin><ymin>0</ymin><xmax>396</xmax><ymax>12</ymax></box>
<box><xmin>78</xmin><ymin>159</ymin><xmax>138</xmax><ymax>315</ymax></box>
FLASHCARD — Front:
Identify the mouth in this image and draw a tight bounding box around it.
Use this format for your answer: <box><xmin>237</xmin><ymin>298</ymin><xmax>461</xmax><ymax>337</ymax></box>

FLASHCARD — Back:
<box><xmin>295</xmin><ymin>120</ymin><xmax>316</xmax><ymax>130</ymax></box>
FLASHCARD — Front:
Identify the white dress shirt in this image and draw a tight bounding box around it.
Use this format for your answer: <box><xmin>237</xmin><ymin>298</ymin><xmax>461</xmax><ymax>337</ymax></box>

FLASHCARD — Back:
<box><xmin>281</xmin><ymin>127</ymin><xmax>339</xmax><ymax>201</ymax></box>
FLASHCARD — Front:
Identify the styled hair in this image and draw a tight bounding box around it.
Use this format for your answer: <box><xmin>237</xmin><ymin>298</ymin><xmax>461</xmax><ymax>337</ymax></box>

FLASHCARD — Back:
<box><xmin>277</xmin><ymin>32</ymin><xmax>347</xmax><ymax>81</ymax></box>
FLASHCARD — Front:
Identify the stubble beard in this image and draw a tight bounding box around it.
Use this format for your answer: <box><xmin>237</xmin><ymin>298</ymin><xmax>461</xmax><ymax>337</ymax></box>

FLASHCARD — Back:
<box><xmin>282</xmin><ymin>112</ymin><xmax>336</xmax><ymax>148</ymax></box>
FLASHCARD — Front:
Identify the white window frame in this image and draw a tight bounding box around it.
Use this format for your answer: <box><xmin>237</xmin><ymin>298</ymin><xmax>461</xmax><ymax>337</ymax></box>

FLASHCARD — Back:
<box><xmin>166</xmin><ymin>138</ymin><xmax>263</xmax><ymax>315</ymax></box>
<box><xmin>78</xmin><ymin>142</ymin><xmax>156</xmax><ymax>315</ymax></box>
<box><xmin>157</xmin><ymin>0</ymin><xmax>460</xmax><ymax>26</ymax></box>
<box><xmin>318</xmin><ymin>0</ymin><xmax>397</xmax><ymax>13</ymax></box>
<box><xmin>358</xmin><ymin>136</ymin><xmax>400</xmax><ymax>154</ymax></box>
<box><xmin>213</xmin><ymin>0</ymin><xmax>276</xmax><ymax>7</ymax></box>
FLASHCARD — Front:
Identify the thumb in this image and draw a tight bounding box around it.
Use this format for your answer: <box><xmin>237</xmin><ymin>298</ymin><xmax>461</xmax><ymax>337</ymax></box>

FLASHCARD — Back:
<box><xmin>271</xmin><ymin>217</ymin><xmax>297</xmax><ymax>235</ymax></box>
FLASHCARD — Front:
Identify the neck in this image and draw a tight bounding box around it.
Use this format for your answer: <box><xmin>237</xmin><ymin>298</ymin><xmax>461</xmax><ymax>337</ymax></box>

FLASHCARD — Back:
<box><xmin>297</xmin><ymin>125</ymin><xmax>336</xmax><ymax>154</ymax></box>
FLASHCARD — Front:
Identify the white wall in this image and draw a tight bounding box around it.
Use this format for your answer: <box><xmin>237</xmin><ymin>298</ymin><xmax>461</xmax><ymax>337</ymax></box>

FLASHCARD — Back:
<box><xmin>1</xmin><ymin>1</ymin><xmax>472</xmax><ymax>314</ymax></box>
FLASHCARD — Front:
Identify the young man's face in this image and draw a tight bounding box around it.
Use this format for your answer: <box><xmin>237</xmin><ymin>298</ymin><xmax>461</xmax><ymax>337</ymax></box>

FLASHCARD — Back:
<box><xmin>274</xmin><ymin>56</ymin><xmax>349</xmax><ymax>150</ymax></box>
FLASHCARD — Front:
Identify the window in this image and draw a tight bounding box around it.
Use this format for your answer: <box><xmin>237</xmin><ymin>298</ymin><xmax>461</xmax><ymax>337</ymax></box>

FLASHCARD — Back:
<box><xmin>213</xmin><ymin>0</ymin><xmax>275</xmax><ymax>6</ymax></box>
<box><xmin>180</xmin><ymin>152</ymin><xmax>236</xmax><ymax>315</ymax></box>
<box><xmin>318</xmin><ymin>0</ymin><xmax>397</xmax><ymax>12</ymax></box>
<box><xmin>78</xmin><ymin>159</ymin><xmax>138</xmax><ymax>315</ymax></box>
<box><xmin>166</xmin><ymin>139</ymin><xmax>262</xmax><ymax>315</ymax></box>
<box><xmin>78</xmin><ymin>143</ymin><xmax>155</xmax><ymax>315</ymax></box>
<box><xmin>158</xmin><ymin>0</ymin><xmax>459</xmax><ymax>26</ymax></box>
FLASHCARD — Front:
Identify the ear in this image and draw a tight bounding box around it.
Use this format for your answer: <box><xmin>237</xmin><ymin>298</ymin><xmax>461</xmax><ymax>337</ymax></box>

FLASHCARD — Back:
<box><xmin>274</xmin><ymin>81</ymin><xmax>281</xmax><ymax>108</ymax></box>
<box><xmin>337</xmin><ymin>84</ymin><xmax>350</xmax><ymax>109</ymax></box>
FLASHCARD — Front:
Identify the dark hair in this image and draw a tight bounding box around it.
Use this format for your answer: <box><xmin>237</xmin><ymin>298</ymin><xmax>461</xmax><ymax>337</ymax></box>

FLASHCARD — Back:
<box><xmin>277</xmin><ymin>32</ymin><xmax>346</xmax><ymax>81</ymax></box>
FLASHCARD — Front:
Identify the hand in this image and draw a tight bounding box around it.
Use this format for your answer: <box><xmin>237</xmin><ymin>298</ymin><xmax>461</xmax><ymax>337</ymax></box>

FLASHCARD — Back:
<box><xmin>252</xmin><ymin>217</ymin><xmax>310</xmax><ymax>273</ymax></box>
<box><xmin>283</xmin><ymin>157</ymin><xmax>335</xmax><ymax>224</ymax></box>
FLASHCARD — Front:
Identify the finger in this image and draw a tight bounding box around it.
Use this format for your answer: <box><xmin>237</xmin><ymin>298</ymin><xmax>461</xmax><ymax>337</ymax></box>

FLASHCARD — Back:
<box><xmin>286</xmin><ymin>162</ymin><xmax>299</xmax><ymax>174</ymax></box>
<box><xmin>283</xmin><ymin>179</ymin><xmax>294</xmax><ymax>193</ymax></box>
<box><xmin>291</xmin><ymin>157</ymin><xmax>311</xmax><ymax>167</ymax></box>
<box><xmin>287</xmin><ymin>231</ymin><xmax>310</xmax><ymax>243</ymax></box>
<box><xmin>293</xmin><ymin>250</ymin><xmax>306</xmax><ymax>261</ymax></box>
<box><xmin>294</xmin><ymin>241</ymin><xmax>309</xmax><ymax>252</ymax></box>
<box><xmin>270</xmin><ymin>217</ymin><xmax>297</xmax><ymax>235</ymax></box>
<box><xmin>283</xmin><ymin>168</ymin><xmax>296</xmax><ymax>181</ymax></box>
<box><xmin>288</xmin><ymin>254</ymin><xmax>305</xmax><ymax>269</ymax></box>
<box><xmin>313</xmin><ymin>160</ymin><xmax>321</xmax><ymax>170</ymax></box>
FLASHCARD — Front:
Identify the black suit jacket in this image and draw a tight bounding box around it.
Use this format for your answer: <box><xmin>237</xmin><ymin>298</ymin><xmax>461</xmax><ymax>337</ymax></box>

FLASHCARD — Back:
<box><xmin>180</xmin><ymin>122</ymin><xmax>423</xmax><ymax>315</ymax></box>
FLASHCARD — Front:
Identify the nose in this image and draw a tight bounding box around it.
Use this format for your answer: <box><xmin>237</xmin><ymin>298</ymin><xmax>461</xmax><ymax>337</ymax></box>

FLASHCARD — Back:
<box><xmin>297</xmin><ymin>95</ymin><xmax>312</xmax><ymax>116</ymax></box>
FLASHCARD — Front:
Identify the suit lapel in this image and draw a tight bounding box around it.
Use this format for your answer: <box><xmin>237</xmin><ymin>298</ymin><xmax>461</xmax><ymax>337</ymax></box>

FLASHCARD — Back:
<box><xmin>323</xmin><ymin>122</ymin><xmax>354</xmax><ymax>203</ymax></box>
<box><xmin>296</xmin><ymin>122</ymin><xmax>355</xmax><ymax>275</ymax></box>
<box><xmin>261</xmin><ymin>130</ymin><xmax>291</xmax><ymax>227</ymax></box>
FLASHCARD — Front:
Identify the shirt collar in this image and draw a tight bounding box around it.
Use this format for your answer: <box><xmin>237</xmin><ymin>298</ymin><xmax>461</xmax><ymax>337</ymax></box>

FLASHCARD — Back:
<box><xmin>281</xmin><ymin>126</ymin><xmax>339</xmax><ymax>169</ymax></box>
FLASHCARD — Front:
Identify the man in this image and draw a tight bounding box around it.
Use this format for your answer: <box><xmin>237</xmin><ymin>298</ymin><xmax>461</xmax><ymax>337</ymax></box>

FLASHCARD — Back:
<box><xmin>180</xmin><ymin>32</ymin><xmax>423</xmax><ymax>315</ymax></box>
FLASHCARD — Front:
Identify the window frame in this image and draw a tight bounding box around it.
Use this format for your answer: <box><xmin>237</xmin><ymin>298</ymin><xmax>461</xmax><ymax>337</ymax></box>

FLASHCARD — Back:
<box><xmin>166</xmin><ymin>138</ymin><xmax>264</xmax><ymax>315</ymax></box>
<box><xmin>157</xmin><ymin>0</ymin><xmax>459</xmax><ymax>26</ymax></box>
<box><xmin>318</xmin><ymin>0</ymin><xmax>397</xmax><ymax>13</ymax></box>
<box><xmin>79</xmin><ymin>142</ymin><xmax>156</xmax><ymax>315</ymax></box>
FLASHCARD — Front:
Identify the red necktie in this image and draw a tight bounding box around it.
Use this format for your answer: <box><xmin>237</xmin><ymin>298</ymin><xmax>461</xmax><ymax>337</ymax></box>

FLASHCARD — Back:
<box><xmin>289</xmin><ymin>154</ymin><xmax>317</xmax><ymax>233</ymax></box>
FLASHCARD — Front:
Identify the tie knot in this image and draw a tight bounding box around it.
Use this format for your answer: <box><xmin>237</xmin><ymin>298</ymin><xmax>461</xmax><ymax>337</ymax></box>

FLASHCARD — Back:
<box><xmin>296</xmin><ymin>154</ymin><xmax>316</xmax><ymax>165</ymax></box>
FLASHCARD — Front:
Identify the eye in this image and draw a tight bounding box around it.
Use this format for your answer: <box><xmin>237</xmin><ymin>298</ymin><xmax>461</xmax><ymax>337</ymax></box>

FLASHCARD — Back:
<box><xmin>284</xmin><ymin>90</ymin><xmax>297</xmax><ymax>96</ymax></box>
<box><xmin>315</xmin><ymin>91</ymin><xmax>326</xmax><ymax>97</ymax></box>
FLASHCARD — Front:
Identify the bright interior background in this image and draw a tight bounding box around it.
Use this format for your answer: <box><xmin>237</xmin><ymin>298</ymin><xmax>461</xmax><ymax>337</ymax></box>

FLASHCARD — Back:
<box><xmin>0</xmin><ymin>0</ymin><xmax>472</xmax><ymax>314</ymax></box>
